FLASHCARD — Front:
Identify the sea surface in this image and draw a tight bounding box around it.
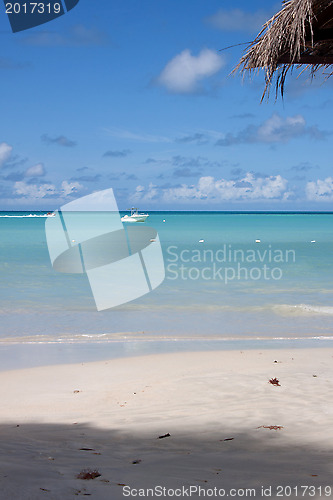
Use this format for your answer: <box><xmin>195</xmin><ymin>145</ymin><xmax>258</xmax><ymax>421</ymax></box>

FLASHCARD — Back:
<box><xmin>0</xmin><ymin>211</ymin><xmax>332</xmax><ymax>369</ymax></box>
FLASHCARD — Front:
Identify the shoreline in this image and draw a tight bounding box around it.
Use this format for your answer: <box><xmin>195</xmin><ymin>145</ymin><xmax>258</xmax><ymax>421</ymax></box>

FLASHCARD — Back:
<box><xmin>0</xmin><ymin>347</ymin><xmax>332</xmax><ymax>499</ymax></box>
<box><xmin>0</xmin><ymin>337</ymin><xmax>332</xmax><ymax>371</ymax></box>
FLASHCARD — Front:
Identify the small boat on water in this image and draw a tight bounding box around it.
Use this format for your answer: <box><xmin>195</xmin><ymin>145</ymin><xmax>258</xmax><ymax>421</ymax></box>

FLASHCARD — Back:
<box><xmin>121</xmin><ymin>207</ymin><xmax>149</xmax><ymax>223</ymax></box>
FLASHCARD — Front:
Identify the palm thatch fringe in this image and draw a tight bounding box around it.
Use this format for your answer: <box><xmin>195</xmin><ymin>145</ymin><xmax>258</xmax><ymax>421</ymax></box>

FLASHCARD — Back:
<box><xmin>235</xmin><ymin>0</ymin><xmax>333</xmax><ymax>99</ymax></box>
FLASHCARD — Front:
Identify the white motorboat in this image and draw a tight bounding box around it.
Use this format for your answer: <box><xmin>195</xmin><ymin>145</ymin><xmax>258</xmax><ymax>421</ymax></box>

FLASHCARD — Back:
<box><xmin>121</xmin><ymin>208</ymin><xmax>149</xmax><ymax>223</ymax></box>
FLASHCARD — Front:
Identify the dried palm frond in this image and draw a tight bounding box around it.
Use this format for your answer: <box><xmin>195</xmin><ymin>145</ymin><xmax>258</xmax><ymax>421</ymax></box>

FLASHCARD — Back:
<box><xmin>234</xmin><ymin>0</ymin><xmax>333</xmax><ymax>99</ymax></box>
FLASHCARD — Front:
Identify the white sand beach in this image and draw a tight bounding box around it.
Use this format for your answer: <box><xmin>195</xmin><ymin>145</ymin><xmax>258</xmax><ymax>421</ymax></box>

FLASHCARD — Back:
<box><xmin>0</xmin><ymin>348</ymin><xmax>332</xmax><ymax>499</ymax></box>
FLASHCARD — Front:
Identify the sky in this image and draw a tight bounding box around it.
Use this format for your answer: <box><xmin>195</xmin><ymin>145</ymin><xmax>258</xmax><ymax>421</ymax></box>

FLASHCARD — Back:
<box><xmin>0</xmin><ymin>0</ymin><xmax>333</xmax><ymax>211</ymax></box>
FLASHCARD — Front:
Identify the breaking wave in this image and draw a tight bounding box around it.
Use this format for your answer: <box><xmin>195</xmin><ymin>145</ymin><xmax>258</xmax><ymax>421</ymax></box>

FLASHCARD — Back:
<box><xmin>274</xmin><ymin>304</ymin><xmax>333</xmax><ymax>316</ymax></box>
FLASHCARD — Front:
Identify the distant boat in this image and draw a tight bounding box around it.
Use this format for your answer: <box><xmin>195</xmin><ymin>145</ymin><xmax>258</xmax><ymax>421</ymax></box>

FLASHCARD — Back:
<box><xmin>121</xmin><ymin>207</ymin><xmax>149</xmax><ymax>223</ymax></box>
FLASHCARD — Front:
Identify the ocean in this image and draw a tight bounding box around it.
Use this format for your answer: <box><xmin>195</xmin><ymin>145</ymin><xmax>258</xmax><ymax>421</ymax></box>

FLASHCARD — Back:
<box><xmin>0</xmin><ymin>211</ymin><xmax>332</xmax><ymax>369</ymax></box>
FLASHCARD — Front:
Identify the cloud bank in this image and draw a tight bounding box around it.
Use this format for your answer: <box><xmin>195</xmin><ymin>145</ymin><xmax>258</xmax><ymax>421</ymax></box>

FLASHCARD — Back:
<box><xmin>216</xmin><ymin>114</ymin><xmax>328</xmax><ymax>146</ymax></box>
<box><xmin>133</xmin><ymin>172</ymin><xmax>290</xmax><ymax>204</ymax></box>
<box><xmin>14</xmin><ymin>180</ymin><xmax>83</xmax><ymax>199</ymax></box>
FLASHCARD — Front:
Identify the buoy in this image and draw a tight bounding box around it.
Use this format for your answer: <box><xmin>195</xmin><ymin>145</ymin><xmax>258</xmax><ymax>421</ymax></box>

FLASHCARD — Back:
<box><xmin>163</xmin><ymin>219</ymin><xmax>166</xmax><ymax>223</ymax></box>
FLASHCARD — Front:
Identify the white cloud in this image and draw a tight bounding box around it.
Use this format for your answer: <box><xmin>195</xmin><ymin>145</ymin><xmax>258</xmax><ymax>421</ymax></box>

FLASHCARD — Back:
<box><xmin>14</xmin><ymin>181</ymin><xmax>56</xmax><ymax>199</ymax></box>
<box><xmin>25</xmin><ymin>163</ymin><xmax>45</xmax><ymax>177</ymax></box>
<box><xmin>0</xmin><ymin>142</ymin><xmax>13</xmax><ymax>167</ymax></box>
<box><xmin>132</xmin><ymin>183</ymin><xmax>158</xmax><ymax>202</ymax></box>
<box><xmin>157</xmin><ymin>49</ymin><xmax>224</xmax><ymax>93</ymax></box>
<box><xmin>134</xmin><ymin>173</ymin><xmax>289</xmax><ymax>203</ymax></box>
<box><xmin>61</xmin><ymin>180</ymin><xmax>83</xmax><ymax>196</ymax></box>
<box><xmin>306</xmin><ymin>177</ymin><xmax>333</xmax><ymax>201</ymax></box>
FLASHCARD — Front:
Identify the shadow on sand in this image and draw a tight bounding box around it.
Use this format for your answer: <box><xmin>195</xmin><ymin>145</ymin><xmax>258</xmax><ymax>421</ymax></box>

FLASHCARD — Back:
<box><xmin>0</xmin><ymin>421</ymin><xmax>332</xmax><ymax>499</ymax></box>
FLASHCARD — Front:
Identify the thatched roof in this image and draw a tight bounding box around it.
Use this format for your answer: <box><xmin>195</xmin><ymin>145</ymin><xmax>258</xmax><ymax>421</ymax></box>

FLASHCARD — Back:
<box><xmin>236</xmin><ymin>0</ymin><xmax>333</xmax><ymax>99</ymax></box>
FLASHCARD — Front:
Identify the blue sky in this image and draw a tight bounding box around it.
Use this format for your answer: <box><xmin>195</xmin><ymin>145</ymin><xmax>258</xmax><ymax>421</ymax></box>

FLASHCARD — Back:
<box><xmin>0</xmin><ymin>0</ymin><xmax>333</xmax><ymax>211</ymax></box>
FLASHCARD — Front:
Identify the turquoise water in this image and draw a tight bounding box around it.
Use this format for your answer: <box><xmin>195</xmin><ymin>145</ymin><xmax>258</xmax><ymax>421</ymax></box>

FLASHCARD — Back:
<box><xmin>0</xmin><ymin>211</ymin><xmax>332</xmax><ymax>367</ymax></box>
